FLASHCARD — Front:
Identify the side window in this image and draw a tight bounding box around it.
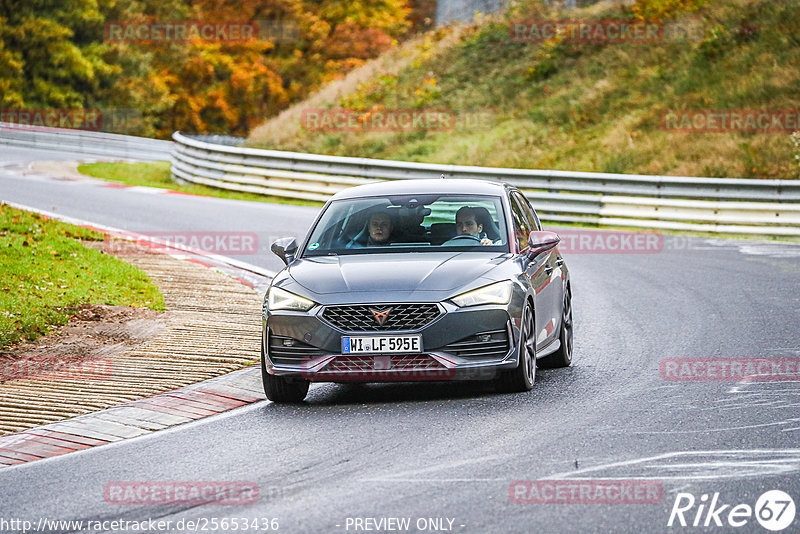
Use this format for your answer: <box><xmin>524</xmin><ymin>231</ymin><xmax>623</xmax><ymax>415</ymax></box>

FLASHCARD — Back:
<box><xmin>509</xmin><ymin>195</ymin><xmax>531</xmax><ymax>251</ymax></box>
<box><xmin>512</xmin><ymin>191</ymin><xmax>541</xmax><ymax>231</ymax></box>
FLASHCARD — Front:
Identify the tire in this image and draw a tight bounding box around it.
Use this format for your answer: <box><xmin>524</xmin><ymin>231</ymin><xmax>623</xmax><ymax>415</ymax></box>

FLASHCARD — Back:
<box><xmin>538</xmin><ymin>288</ymin><xmax>573</xmax><ymax>369</ymax></box>
<box><xmin>495</xmin><ymin>303</ymin><xmax>535</xmax><ymax>393</ymax></box>
<box><xmin>261</xmin><ymin>334</ymin><xmax>310</xmax><ymax>403</ymax></box>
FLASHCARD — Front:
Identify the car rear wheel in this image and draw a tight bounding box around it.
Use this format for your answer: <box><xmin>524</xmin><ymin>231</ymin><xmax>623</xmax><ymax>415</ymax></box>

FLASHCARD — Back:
<box><xmin>495</xmin><ymin>303</ymin><xmax>535</xmax><ymax>393</ymax></box>
<box><xmin>261</xmin><ymin>337</ymin><xmax>310</xmax><ymax>403</ymax></box>
<box><xmin>538</xmin><ymin>289</ymin><xmax>573</xmax><ymax>369</ymax></box>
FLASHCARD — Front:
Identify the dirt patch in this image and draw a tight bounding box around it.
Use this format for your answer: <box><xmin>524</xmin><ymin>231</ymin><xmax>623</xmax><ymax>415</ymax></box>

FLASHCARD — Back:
<box><xmin>0</xmin><ymin>304</ymin><xmax>168</xmax><ymax>382</ymax></box>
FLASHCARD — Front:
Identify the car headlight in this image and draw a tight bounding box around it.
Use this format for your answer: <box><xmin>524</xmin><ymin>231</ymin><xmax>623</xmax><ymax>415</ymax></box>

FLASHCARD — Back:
<box><xmin>267</xmin><ymin>286</ymin><xmax>316</xmax><ymax>312</ymax></box>
<box><xmin>451</xmin><ymin>281</ymin><xmax>513</xmax><ymax>307</ymax></box>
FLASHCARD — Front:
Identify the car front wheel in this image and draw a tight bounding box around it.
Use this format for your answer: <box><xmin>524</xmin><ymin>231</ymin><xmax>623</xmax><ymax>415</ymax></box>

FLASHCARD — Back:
<box><xmin>261</xmin><ymin>337</ymin><xmax>310</xmax><ymax>403</ymax></box>
<box><xmin>495</xmin><ymin>303</ymin><xmax>535</xmax><ymax>393</ymax></box>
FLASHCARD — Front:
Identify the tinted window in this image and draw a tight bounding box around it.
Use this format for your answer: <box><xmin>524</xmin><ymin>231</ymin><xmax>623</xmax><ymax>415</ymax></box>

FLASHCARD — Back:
<box><xmin>509</xmin><ymin>194</ymin><xmax>532</xmax><ymax>251</ymax></box>
<box><xmin>512</xmin><ymin>191</ymin><xmax>542</xmax><ymax>231</ymax></box>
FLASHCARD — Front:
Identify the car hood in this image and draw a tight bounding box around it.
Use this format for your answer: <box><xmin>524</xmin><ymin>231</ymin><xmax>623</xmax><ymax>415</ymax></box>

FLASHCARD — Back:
<box><xmin>287</xmin><ymin>252</ymin><xmax>507</xmax><ymax>296</ymax></box>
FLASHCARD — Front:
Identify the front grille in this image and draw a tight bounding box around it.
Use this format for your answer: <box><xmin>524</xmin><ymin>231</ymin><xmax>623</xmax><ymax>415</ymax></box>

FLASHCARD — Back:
<box><xmin>322</xmin><ymin>304</ymin><xmax>441</xmax><ymax>332</ymax></box>
<box><xmin>267</xmin><ymin>333</ymin><xmax>323</xmax><ymax>365</ymax></box>
<box><xmin>322</xmin><ymin>354</ymin><xmax>446</xmax><ymax>373</ymax></box>
<box><xmin>442</xmin><ymin>329</ymin><xmax>510</xmax><ymax>359</ymax></box>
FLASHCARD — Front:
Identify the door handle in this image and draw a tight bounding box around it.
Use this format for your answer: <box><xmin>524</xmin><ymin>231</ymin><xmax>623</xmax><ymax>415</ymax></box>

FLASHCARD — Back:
<box><xmin>545</xmin><ymin>265</ymin><xmax>554</xmax><ymax>275</ymax></box>
<box><xmin>555</xmin><ymin>258</ymin><xmax>564</xmax><ymax>266</ymax></box>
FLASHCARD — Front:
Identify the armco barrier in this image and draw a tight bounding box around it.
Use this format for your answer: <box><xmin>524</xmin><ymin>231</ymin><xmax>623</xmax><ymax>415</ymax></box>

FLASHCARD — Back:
<box><xmin>171</xmin><ymin>132</ymin><xmax>800</xmax><ymax>236</ymax></box>
<box><xmin>1</xmin><ymin>123</ymin><xmax>798</xmax><ymax>236</ymax></box>
<box><xmin>0</xmin><ymin>122</ymin><xmax>172</xmax><ymax>161</ymax></box>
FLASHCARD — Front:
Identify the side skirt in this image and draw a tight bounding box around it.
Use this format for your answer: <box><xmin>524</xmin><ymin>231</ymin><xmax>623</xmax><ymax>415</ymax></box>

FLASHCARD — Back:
<box><xmin>536</xmin><ymin>338</ymin><xmax>561</xmax><ymax>358</ymax></box>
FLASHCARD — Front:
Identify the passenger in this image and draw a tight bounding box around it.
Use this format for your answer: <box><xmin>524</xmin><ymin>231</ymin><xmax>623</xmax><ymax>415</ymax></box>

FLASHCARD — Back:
<box><xmin>367</xmin><ymin>211</ymin><xmax>393</xmax><ymax>245</ymax></box>
<box><xmin>347</xmin><ymin>210</ymin><xmax>394</xmax><ymax>248</ymax></box>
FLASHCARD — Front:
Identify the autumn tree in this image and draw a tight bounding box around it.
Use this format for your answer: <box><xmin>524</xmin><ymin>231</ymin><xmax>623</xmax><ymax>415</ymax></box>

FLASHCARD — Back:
<box><xmin>1</xmin><ymin>0</ymin><xmax>414</xmax><ymax>136</ymax></box>
<box><xmin>0</xmin><ymin>0</ymin><xmax>109</xmax><ymax>108</ymax></box>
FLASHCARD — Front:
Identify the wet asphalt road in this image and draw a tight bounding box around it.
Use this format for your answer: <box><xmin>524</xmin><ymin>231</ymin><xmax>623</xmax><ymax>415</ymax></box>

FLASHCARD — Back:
<box><xmin>1</xmin><ymin>147</ymin><xmax>800</xmax><ymax>533</ymax></box>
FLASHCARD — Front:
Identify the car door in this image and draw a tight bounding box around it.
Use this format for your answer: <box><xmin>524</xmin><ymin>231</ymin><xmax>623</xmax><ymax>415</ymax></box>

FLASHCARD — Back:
<box><xmin>511</xmin><ymin>191</ymin><xmax>563</xmax><ymax>350</ymax></box>
<box><xmin>508</xmin><ymin>192</ymin><xmax>549</xmax><ymax>350</ymax></box>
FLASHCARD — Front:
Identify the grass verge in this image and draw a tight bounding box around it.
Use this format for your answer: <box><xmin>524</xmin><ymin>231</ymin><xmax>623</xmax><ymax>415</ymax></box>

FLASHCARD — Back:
<box><xmin>77</xmin><ymin>161</ymin><xmax>323</xmax><ymax>207</ymax></box>
<box><xmin>0</xmin><ymin>205</ymin><xmax>165</xmax><ymax>348</ymax></box>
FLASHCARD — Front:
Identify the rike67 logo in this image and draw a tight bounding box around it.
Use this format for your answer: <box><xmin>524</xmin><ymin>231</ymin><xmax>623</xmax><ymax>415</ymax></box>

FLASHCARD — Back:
<box><xmin>668</xmin><ymin>490</ymin><xmax>796</xmax><ymax>531</ymax></box>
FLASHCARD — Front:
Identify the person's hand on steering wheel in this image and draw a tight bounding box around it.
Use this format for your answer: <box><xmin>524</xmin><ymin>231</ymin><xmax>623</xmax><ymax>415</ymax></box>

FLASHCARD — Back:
<box><xmin>447</xmin><ymin>234</ymin><xmax>482</xmax><ymax>244</ymax></box>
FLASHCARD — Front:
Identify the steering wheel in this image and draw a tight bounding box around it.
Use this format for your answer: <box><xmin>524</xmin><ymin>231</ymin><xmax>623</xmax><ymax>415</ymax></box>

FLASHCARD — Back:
<box><xmin>445</xmin><ymin>234</ymin><xmax>482</xmax><ymax>244</ymax></box>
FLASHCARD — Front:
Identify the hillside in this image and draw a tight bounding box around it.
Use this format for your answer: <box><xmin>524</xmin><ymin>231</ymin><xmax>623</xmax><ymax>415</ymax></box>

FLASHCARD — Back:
<box><xmin>248</xmin><ymin>0</ymin><xmax>800</xmax><ymax>179</ymax></box>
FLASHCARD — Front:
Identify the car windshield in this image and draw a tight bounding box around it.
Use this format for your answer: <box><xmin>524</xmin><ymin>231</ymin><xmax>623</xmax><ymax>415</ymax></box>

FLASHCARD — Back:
<box><xmin>303</xmin><ymin>194</ymin><xmax>509</xmax><ymax>256</ymax></box>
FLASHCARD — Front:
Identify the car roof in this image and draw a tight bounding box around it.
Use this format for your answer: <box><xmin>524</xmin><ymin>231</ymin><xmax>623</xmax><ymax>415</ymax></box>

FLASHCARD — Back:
<box><xmin>330</xmin><ymin>178</ymin><xmax>510</xmax><ymax>200</ymax></box>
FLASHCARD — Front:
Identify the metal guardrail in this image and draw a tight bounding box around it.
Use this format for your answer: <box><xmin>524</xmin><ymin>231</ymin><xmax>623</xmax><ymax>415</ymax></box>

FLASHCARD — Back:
<box><xmin>0</xmin><ymin>122</ymin><xmax>172</xmax><ymax>161</ymax></box>
<box><xmin>1</xmin><ymin>123</ymin><xmax>797</xmax><ymax>236</ymax></box>
<box><xmin>171</xmin><ymin>132</ymin><xmax>800</xmax><ymax>236</ymax></box>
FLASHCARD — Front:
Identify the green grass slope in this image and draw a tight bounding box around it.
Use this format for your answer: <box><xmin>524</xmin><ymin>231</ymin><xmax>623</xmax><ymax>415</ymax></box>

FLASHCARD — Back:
<box><xmin>0</xmin><ymin>205</ymin><xmax>165</xmax><ymax>348</ymax></box>
<box><xmin>248</xmin><ymin>0</ymin><xmax>800</xmax><ymax>179</ymax></box>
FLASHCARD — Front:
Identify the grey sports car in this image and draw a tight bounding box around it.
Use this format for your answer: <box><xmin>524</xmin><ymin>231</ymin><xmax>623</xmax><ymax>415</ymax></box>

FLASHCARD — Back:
<box><xmin>261</xmin><ymin>179</ymin><xmax>573</xmax><ymax>402</ymax></box>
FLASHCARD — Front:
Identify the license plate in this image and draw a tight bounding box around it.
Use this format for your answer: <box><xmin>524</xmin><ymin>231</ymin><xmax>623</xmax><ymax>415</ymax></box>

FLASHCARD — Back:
<box><xmin>341</xmin><ymin>335</ymin><xmax>422</xmax><ymax>354</ymax></box>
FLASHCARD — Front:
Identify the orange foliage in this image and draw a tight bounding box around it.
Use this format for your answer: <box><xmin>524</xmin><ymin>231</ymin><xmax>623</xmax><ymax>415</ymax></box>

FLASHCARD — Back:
<box><xmin>137</xmin><ymin>0</ymin><xmax>411</xmax><ymax>135</ymax></box>
<box><xmin>325</xmin><ymin>22</ymin><xmax>393</xmax><ymax>60</ymax></box>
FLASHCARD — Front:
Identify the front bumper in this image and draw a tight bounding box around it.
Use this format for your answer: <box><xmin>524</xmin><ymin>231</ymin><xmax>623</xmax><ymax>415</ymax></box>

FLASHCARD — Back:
<box><xmin>263</xmin><ymin>302</ymin><xmax>520</xmax><ymax>382</ymax></box>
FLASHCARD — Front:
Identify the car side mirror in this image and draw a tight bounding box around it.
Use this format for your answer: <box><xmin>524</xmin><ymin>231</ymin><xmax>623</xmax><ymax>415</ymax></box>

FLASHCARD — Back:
<box><xmin>271</xmin><ymin>237</ymin><xmax>298</xmax><ymax>265</ymax></box>
<box><xmin>528</xmin><ymin>231</ymin><xmax>560</xmax><ymax>256</ymax></box>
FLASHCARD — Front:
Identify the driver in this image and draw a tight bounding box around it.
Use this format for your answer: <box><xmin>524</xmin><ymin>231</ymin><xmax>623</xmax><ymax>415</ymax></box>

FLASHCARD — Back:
<box><xmin>451</xmin><ymin>206</ymin><xmax>494</xmax><ymax>246</ymax></box>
